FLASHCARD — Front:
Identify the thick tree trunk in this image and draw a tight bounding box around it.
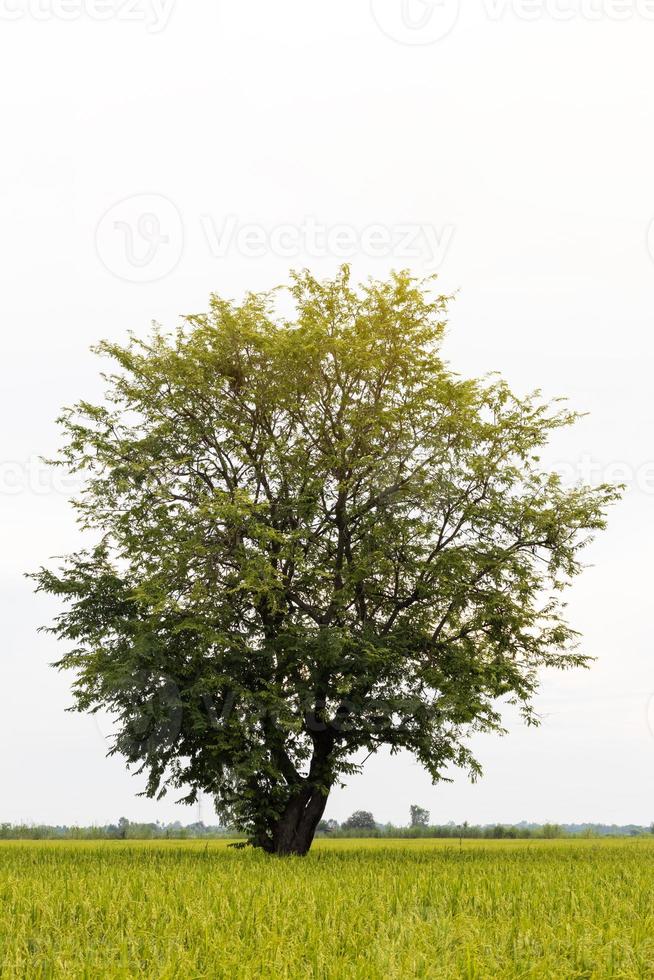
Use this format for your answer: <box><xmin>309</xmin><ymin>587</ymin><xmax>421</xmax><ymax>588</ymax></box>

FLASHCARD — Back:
<box><xmin>267</xmin><ymin>785</ymin><xmax>329</xmax><ymax>856</ymax></box>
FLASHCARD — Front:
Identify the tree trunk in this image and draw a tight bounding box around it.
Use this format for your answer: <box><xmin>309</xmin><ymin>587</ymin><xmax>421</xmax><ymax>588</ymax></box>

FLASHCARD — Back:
<box><xmin>267</xmin><ymin>785</ymin><xmax>329</xmax><ymax>856</ymax></box>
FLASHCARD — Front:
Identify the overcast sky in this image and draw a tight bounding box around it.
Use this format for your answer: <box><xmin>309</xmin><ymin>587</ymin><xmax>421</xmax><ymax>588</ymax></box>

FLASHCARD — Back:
<box><xmin>1</xmin><ymin>1</ymin><xmax>653</xmax><ymax>828</ymax></box>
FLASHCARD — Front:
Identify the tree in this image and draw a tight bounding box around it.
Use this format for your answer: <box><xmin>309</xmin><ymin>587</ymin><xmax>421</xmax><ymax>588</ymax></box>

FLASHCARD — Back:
<box><xmin>342</xmin><ymin>810</ymin><xmax>376</xmax><ymax>831</ymax></box>
<box><xmin>316</xmin><ymin>818</ymin><xmax>339</xmax><ymax>834</ymax></box>
<box><xmin>32</xmin><ymin>267</ymin><xmax>619</xmax><ymax>856</ymax></box>
<box><xmin>410</xmin><ymin>804</ymin><xmax>430</xmax><ymax>828</ymax></box>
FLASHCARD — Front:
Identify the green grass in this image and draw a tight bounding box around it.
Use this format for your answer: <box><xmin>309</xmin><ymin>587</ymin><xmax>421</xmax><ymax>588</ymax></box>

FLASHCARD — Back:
<box><xmin>1</xmin><ymin>838</ymin><xmax>654</xmax><ymax>978</ymax></box>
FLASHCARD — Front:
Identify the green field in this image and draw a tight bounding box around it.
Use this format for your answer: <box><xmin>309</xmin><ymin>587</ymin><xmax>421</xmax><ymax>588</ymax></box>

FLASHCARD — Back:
<box><xmin>1</xmin><ymin>838</ymin><xmax>653</xmax><ymax>978</ymax></box>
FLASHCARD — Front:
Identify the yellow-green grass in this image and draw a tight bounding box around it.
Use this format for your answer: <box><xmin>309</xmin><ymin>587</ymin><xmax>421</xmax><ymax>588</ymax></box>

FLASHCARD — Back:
<box><xmin>1</xmin><ymin>838</ymin><xmax>653</xmax><ymax>978</ymax></box>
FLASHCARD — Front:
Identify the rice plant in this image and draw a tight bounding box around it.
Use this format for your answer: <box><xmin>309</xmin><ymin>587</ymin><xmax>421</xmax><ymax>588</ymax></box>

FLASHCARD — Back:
<box><xmin>1</xmin><ymin>838</ymin><xmax>653</xmax><ymax>978</ymax></box>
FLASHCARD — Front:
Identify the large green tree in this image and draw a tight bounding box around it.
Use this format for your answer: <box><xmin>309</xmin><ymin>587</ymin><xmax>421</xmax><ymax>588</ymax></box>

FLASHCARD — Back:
<box><xmin>33</xmin><ymin>268</ymin><xmax>618</xmax><ymax>855</ymax></box>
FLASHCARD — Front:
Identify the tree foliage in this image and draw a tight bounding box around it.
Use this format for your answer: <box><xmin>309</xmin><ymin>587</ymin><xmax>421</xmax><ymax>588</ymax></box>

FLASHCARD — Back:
<box><xmin>410</xmin><ymin>805</ymin><xmax>430</xmax><ymax>828</ymax></box>
<box><xmin>342</xmin><ymin>811</ymin><xmax>377</xmax><ymax>831</ymax></box>
<box><xmin>32</xmin><ymin>267</ymin><xmax>619</xmax><ymax>854</ymax></box>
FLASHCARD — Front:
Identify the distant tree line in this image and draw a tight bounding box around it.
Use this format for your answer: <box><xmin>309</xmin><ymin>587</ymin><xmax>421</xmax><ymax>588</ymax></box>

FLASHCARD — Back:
<box><xmin>316</xmin><ymin>807</ymin><xmax>654</xmax><ymax>840</ymax></box>
<box><xmin>0</xmin><ymin>819</ymin><xmax>240</xmax><ymax>841</ymax></box>
<box><xmin>1</xmin><ymin>812</ymin><xmax>652</xmax><ymax>840</ymax></box>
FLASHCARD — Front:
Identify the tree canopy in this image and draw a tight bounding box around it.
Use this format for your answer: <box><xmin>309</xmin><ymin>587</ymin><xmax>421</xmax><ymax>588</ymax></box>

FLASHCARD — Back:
<box><xmin>410</xmin><ymin>805</ymin><xmax>430</xmax><ymax>828</ymax></box>
<box><xmin>33</xmin><ymin>267</ymin><xmax>619</xmax><ymax>854</ymax></box>
<box><xmin>342</xmin><ymin>811</ymin><xmax>377</xmax><ymax>831</ymax></box>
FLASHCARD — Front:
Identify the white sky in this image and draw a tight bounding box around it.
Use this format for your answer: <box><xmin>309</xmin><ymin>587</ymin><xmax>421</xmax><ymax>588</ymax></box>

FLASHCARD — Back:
<box><xmin>1</xmin><ymin>1</ymin><xmax>653</xmax><ymax>828</ymax></box>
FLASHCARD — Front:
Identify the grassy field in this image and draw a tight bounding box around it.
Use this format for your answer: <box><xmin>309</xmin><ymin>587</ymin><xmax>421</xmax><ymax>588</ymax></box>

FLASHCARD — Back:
<box><xmin>1</xmin><ymin>838</ymin><xmax>653</xmax><ymax>978</ymax></box>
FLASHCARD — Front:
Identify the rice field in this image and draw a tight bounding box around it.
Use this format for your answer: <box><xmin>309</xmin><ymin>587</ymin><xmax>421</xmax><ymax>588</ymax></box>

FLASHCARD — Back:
<box><xmin>1</xmin><ymin>838</ymin><xmax>653</xmax><ymax>978</ymax></box>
